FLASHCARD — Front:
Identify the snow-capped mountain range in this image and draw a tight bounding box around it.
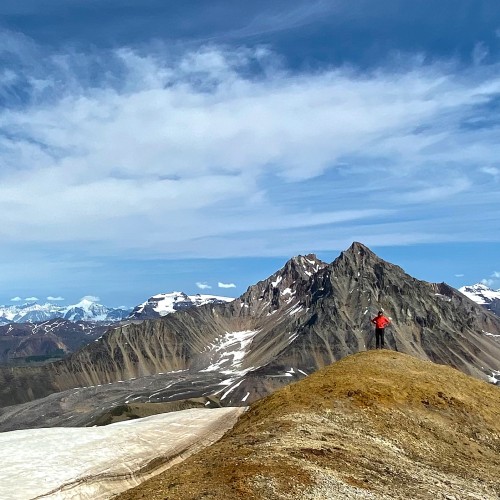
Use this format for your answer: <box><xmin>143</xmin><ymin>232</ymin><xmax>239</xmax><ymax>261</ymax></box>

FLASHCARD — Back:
<box><xmin>0</xmin><ymin>292</ymin><xmax>236</xmax><ymax>325</ymax></box>
<box><xmin>459</xmin><ymin>283</ymin><xmax>500</xmax><ymax>316</ymax></box>
<box><xmin>128</xmin><ymin>292</ymin><xmax>235</xmax><ymax>320</ymax></box>
<box><xmin>0</xmin><ymin>298</ymin><xmax>131</xmax><ymax>325</ymax></box>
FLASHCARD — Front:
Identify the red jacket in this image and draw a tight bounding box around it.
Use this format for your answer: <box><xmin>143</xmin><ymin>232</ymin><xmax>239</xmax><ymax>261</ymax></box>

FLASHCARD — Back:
<box><xmin>371</xmin><ymin>315</ymin><xmax>390</xmax><ymax>329</ymax></box>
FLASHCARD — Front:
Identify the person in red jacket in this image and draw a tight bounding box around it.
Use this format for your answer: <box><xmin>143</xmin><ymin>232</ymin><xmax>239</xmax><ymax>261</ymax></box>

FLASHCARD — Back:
<box><xmin>371</xmin><ymin>310</ymin><xmax>390</xmax><ymax>349</ymax></box>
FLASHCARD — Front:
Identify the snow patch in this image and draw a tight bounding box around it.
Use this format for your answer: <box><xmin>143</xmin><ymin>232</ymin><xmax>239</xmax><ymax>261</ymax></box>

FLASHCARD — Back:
<box><xmin>483</xmin><ymin>331</ymin><xmax>500</xmax><ymax>338</ymax></box>
<box><xmin>288</xmin><ymin>304</ymin><xmax>304</xmax><ymax>316</ymax></box>
<box><xmin>0</xmin><ymin>408</ymin><xmax>243</xmax><ymax>500</ymax></box>
<box><xmin>200</xmin><ymin>330</ymin><xmax>260</xmax><ymax>373</ymax></box>
<box><xmin>488</xmin><ymin>370</ymin><xmax>500</xmax><ymax>384</ymax></box>
<box><xmin>271</xmin><ymin>276</ymin><xmax>282</xmax><ymax>287</ymax></box>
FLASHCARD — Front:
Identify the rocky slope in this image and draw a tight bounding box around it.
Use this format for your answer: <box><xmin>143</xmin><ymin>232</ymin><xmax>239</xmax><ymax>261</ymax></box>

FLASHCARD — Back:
<box><xmin>1</xmin><ymin>244</ymin><xmax>499</xmax><ymax>416</ymax></box>
<box><xmin>116</xmin><ymin>350</ymin><xmax>500</xmax><ymax>500</ymax></box>
<box><xmin>0</xmin><ymin>319</ymin><xmax>107</xmax><ymax>365</ymax></box>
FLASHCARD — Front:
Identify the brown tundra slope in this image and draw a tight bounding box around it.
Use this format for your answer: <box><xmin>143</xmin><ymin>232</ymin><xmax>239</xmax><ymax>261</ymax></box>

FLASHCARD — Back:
<box><xmin>117</xmin><ymin>350</ymin><xmax>500</xmax><ymax>500</ymax></box>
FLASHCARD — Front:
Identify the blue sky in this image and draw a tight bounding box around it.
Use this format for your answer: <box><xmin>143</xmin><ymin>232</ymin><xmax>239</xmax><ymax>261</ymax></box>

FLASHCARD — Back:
<box><xmin>1</xmin><ymin>0</ymin><xmax>500</xmax><ymax>307</ymax></box>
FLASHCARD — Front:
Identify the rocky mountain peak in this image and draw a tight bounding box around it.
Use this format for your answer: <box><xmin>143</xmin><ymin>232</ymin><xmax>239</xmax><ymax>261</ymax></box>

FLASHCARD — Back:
<box><xmin>1</xmin><ymin>242</ymin><xmax>500</xmax><ymax>422</ymax></box>
<box><xmin>327</xmin><ymin>242</ymin><xmax>405</xmax><ymax>286</ymax></box>
<box><xmin>238</xmin><ymin>253</ymin><xmax>327</xmax><ymax>314</ymax></box>
<box><xmin>336</xmin><ymin>241</ymin><xmax>381</xmax><ymax>266</ymax></box>
<box><xmin>281</xmin><ymin>253</ymin><xmax>326</xmax><ymax>281</ymax></box>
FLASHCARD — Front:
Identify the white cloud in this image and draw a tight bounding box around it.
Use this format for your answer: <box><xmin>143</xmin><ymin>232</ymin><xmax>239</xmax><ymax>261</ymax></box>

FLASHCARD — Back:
<box><xmin>472</xmin><ymin>42</ymin><xmax>489</xmax><ymax>65</ymax></box>
<box><xmin>492</xmin><ymin>271</ymin><xmax>500</xmax><ymax>278</ymax></box>
<box><xmin>47</xmin><ymin>296</ymin><xmax>65</xmax><ymax>301</ymax></box>
<box><xmin>481</xmin><ymin>167</ymin><xmax>500</xmax><ymax>179</ymax></box>
<box><xmin>196</xmin><ymin>282</ymin><xmax>212</xmax><ymax>290</ymax></box>
<box><xmin>24</xmin><ymin>296</ymin><xmax>39</xmax><ymax>302</ymax></box>
<box><xmin>0</xmin><ymin>34</ymin><xmax>500</xmax><ymax>263</ymax></box>
<box><xmin>218</xmin><ymin>282</ymin><xmax>236</xmax><ymax>288</ymax></box>
<box><xmin>481</xmin><ymin>279</ymin><xmax>494</xmax><ymax>287</ymax></box>
<box><xmin>454</xmin><ymin>274</ymin><xmax>464</xmax><ymax>278</ymax></box>
<box><xmin>10</xmin><ymin>296</ymin><xmax>22</xmax><ymax>302</ymax></box>
<box><xmin>80</xmin><ymin>295</ymin><xmax>100</xmax><ymax>303</ymax></box>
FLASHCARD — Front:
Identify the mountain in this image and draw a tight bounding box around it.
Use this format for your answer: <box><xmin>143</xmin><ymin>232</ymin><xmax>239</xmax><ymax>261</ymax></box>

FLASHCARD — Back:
<box><xmin>128</xmin><ymin>292</ymin><xmax>235</xmax><ymax>320</ymax></box>
<box><xmin>115</xmin><ymin>351</ymin><xmax>500</xmax><ymax>500</ymax></box>
<box><xmin>0</xmin><ymin>299</ymin><xmax>131</xmax><ymax>324</ymax></box>
<box><xmin>0</xmin><ymin>302</ymin><xmax>62</xmax><ymax>324</ymax></box>
<box><xmin>0</xmin><ymin>319</ymin><xmax>108</xmax><ymax>365</ymax></box>
<box><xmin>62</xmin><ymin>298</ymin><xmax>129</xmax><ymax>322</ymax></box>
<box><xmin>459</xmin><ymin>283</ymin><xmax>500</xmax><ymax>316</ymax></box>
<box><xmin>0</xmin><ymin>291</ymin><xmax>235</xmax><ymax>325</ymax></box>
<box><xmin>1</xmin><ymin>244</ymin><xmax>499</xmax><ymax>423</ymax></box>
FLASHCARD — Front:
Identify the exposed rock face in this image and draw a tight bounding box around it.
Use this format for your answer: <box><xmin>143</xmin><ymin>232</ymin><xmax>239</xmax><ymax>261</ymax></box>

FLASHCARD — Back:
<box><xmin>0</xmin><ymin>244</ymin><xmax>499</xmax><ymax>415</ymax></box>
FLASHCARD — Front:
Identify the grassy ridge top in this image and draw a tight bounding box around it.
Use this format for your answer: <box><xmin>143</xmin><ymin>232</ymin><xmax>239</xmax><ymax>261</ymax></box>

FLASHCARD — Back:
<box><xmin>118</xmin><ymin>351</ymin><xmax>500</xmax><ymax>500</ymax></box>
<box><xmin>240</xmin><ymin>350</ymin><xmax>499</xmax><ymax>423</ymax></box>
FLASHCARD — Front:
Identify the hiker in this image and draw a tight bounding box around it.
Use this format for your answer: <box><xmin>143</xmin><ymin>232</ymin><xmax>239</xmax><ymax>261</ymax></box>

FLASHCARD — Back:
<box><xmin>371</xmin><ymin>310</ymin><xmax>390</xmax><ymax>349</ymax></box>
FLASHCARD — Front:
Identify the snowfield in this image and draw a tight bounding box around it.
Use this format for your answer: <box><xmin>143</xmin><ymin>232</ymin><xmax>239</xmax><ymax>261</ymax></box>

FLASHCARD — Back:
<box><xmin>0</xmin><ymin>407</ymin><xmax>245</xmax><ymax>500</ymax></box>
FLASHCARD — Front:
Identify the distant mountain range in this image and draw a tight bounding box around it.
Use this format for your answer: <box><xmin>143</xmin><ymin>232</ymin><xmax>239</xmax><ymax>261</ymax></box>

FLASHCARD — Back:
<box><xmin>0</xmin><ymin>293</ymin><xmax>236</xmax><ymax>365</ymax></box>
<box><xmin>459</xmin><ymin>283</ymin><xmax>500</xmax><ymax>316</ymax></box>
<box><xmin>0</xmin><ymin>292</ymin><xmax>236</xmax><ymax>326</ymax></box>
<box><xmin>0</xmin><ymin>298</ymin><xmax>131</xmax><ymax>325</ymax></box>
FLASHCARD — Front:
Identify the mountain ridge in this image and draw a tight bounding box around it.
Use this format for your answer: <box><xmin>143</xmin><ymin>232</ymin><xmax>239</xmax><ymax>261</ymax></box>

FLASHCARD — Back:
<box><xmin>128</xmin><ymin>292</ymin><xmax>235</xmax><ymax>320</ymax></box>
<box><xmin>0</xmin><ymin>243</ymin><xmax>499</xmax><ymax>419</ymax></box>
<box><xmin>0</xmin><ymin>299</ymin><xmax>131</xmax><ymax>325</ymax></box>
<box><xmin>116</xmin><ymin>350</ymin><xmax>500</xmax><ymax>500</ymax></box>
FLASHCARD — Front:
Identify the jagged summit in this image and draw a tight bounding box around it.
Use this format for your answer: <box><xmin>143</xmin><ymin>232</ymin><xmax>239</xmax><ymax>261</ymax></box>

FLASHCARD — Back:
<box><xmin>278</xmin><ymin>253</ymin><xmax>326</xmax><ymax>280</ymax></box>
<box><xmin>345</xmin><ymin>240</ymin><xmax>374</xmax><ymax>254</ymax></box>
<box><xmin>333</xmin><ymin>241</ymin><xmax>401</xmax><ymax>274</ymax></box>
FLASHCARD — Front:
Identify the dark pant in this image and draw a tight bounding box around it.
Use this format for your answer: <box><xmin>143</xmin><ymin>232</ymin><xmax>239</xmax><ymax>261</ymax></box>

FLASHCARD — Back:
<box><xmin>375</xmin><ymin>328</ymin><xmax>385</xmax><ymax>348</ymax></box>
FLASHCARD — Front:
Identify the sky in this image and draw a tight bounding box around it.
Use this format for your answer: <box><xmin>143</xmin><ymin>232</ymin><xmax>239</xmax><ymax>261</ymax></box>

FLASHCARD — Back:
<box><xmin>0</xmin><ymin>0</ymin><xmax>499</xmax><ymax>307</ymax></box>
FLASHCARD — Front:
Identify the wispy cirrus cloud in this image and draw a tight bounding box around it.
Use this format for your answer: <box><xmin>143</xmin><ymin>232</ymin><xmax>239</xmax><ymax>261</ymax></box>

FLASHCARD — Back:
<box><xmin>0</xmin><ymin>29</ymin><xmax>500</xmax><ymax>268</ymax></box>
<box><xmin>47</xmin><ymin>296</ymin><xmax>65</xmax><ymax>301</ymax></box>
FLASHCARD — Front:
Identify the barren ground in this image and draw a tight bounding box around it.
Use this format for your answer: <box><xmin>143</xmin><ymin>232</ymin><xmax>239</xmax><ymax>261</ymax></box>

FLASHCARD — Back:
<box><xmin>116</xmin><ymin>350</ymin><xmax>500</xmax><ymax>500</ymax></box>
